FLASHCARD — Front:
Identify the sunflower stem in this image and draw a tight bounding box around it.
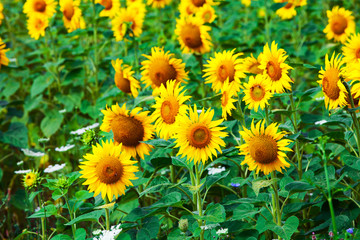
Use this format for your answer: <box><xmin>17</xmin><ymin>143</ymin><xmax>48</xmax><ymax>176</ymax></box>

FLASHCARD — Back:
<box><xmin>265</xmin><ymin>105</ymin><xmax>270</xmax><ymax>126</ymax></box>
<box><xmin>264</xmin><ymin>0</ymin><xmax>271</xmax><ymax>43</ymax></box>
<box><xmin>92</xmin><ymin>0</ymin><xmax>99</xmax><ymax>98</ymax></box>
<box><xmin>289</xmin><ymin>92</ymin><xmax>302</xmax><ymax>179</ymax></box>
<box><xmin>37</xmin><ymin>194</ymin><xmax>46</xmax><ymax>240</ymax></box>
<box><xmin>271</xmin><ymin>171</ymin><xmax>281</xmax><ymax>240</ymax></box>
<box><xmin>105</xmin><ymin>197</ymin><xmax>110</xmax><ymax>231</ymax></box>
<box><xmin>194</xmin><ymin>164</ymin><xmax>204</xmax><ymax>240</ymax></box>
<box><xmin>64</xmin><ymin>194</ymin><xmax>76</xmax><ymax>238</ymax></box>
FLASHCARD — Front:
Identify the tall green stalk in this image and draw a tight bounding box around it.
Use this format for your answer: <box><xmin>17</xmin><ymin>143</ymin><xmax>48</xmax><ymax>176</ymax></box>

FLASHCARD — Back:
<box><xmin>289</xmin><ymin>93</ymin><xmax>302</xmax><ymax>179</ymax></box>
<box><xmin>194</xmin><ymin>164</ymin><xmax>204</xmax><ymax>240</ymax></box>
<box><xmin>64</xmin><ymin>194</ymin><xmax>76</xmax><ymax>238</ymax></box>
<box><xmin>92</xmin><ymin>0</ymin><xmax>99</xmax><ymax>97</ymax></box>
<box><xmin>37</xmin><ymin>195</ymin><xmax>46</xmax><ymax>240</ymax></box>
<box><xmin>271</xmin><ymin>172</ymin><xmax>281</xmax><ymax>240</ymax></box>
<box><xmin>105</xmin><ymin>197</ymin><xmax>110</xmax><ymax>231</ymax></box>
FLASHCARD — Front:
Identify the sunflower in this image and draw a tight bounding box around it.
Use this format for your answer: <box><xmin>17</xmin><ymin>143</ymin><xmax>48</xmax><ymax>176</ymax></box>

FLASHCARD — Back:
<box><xmin>127</xmin><ymin>0</ymin><xmax>143</xmax><ymax>5</ymax></box>
<box><xmin>100</xmin><ymin>103</ymin><xmax>154</xmax><ymax>160</ymax></box>
<box><xmin>323</xmin><ymin>6</ymin><xmax>355</xmax><ymax>43</ymax></box>
<box><xmin>23</xmin><ymin>0</ymin><xmax>57</xmax><ymax>18</ymax></box>
<box><xmin>195</xmin><ymin>4</ymin><xmax>216</xmax><ymax>23</ymax></box>
<box><xmin>317</xmin><ymin>52</ymin><xmax>347</xmax><ymax>110</ymax></box>
<box><xmin>183</xmin><ymin>0</ymin><xmax>216</xmax><ymax>12</ymax></box>
<box><xmin>96</xmin><ymin>0</ymin><xmax>121</xmax><ymax>18</ymax></box>
<box><xmin>112</xmin><ymin>59</ymin><xmax>140</xmax><ymax>98</ymax></box>
<box><xmin>342</xmin><ymin>34</ymin><xmax>360</xmax><ymax>65</ymax></box>
<box><xmin>179</xmin><ymin>0</ymin><xmax>194</xmax><ymax>17</ymax></box>
<box><xmin>241</xmin><ymin>0</ymin><xmax>250</xmax><ymax>7</ymax></box>
<box><xmin>27</xmin><ymin>15</ymin><xmax>49</xmax><ymax>40</ymax></box>
<box><xmin>347</xmin><ymin>61</ymin><xmax>360</xmax><ymax>99</ymax></box>
<box><xmin>60</xmin><ymin>0</ymin><xmax>85</xmax><ymax>32</ymax></box>
<box><xmin>80</xmin><ymin>140</ymin><xmax>138</xmax><ymax>201</ymax></box>
<box><xmin>203</xmin><ymin>49</ymin><xmax>245</xmax><ymax>93</ymax></box>
<box><xmin>141</xmin><ymin>47</ymin><xmax>188</xmax><ymax>93</ymax></box>
<box><xmin>152</xmin><ymin>80</ymin><xmax>191</xmax><ymax>140</ymax></box>
<box><xmin>147</xmin><ymin>0</ymin><xmax>171</xmax><ymax>8</ymax></box>
<box><xmin>243</xmin><ymin>53</ymin><xmax>263</xmax><ymax>75</ymax></box>
<box><xmin>175</xmin><ymin>15</ymin><xmax>212</xmax><ymax>54</ymax></box>
<box><xmin>23</xmin><ymin>170</ymin><xmax>40</xmax><ymax>189</ymax></box>
<box><xmin>243</xmin><ymin>74</ymin><xmax>273</xmax><ymax>112</ymax></box>
<box><xmin>258</xmin><ymin>41</ymin><xmax>293</xmax><ymax>93</ymax></box>
<box><xmin>174</xmin><ymin>105</ymin><xmax>228</xmax><ymax>165</ymax></box>
<box><xmin>275</xmin><ymin>0</ymin><xmax>297</xmax><ymax>20</ymax></box>
<box><xmin>220</xmin><ymin>79</ymin><xmax>237</xmax><ymax>120</ymax></box>
<box><xmin>238</xmin><ymin>120</ymin><xmax>292</xmax><ymax>175</ymax></box>
<box><xmin>0</xmin><ymin>38</ymin><xmax>9</xmax><ymax>69</ymax></box>
<box><xmin>0</xmin><ymin>2</ymin><xmax>4</xmax><ymax>25</ymax></box>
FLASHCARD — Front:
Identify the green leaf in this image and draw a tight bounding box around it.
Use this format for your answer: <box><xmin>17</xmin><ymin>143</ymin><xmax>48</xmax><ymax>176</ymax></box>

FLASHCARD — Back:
<box><xmin>136</xmin><ymin>228</ymin><xmax>151</xmax><ymax>240</ymax></box>
<box><xmin>151</xmin><ymin>157</ymin><xmax>172</xmax><ymax>170</ymax></box>
<box><xmin>150</xmin><ymin>192</ymin><xmax>182</xmax><ymax>208</ymax></box>
<box><xmin>75</xmin><ymin>190</ymin><xmax>94</xmax><ymax>201</ymax></box>
<box><xmin>285</xmin><ymin>181</ymin><xmax>315</xmax><ymax>194</ymax></box>
<box><xmin>267</xmin><ymin>216</ymin><xmax>299</xmax><ymax>240</ymax></box>
<box><xmin>52</xmin><ymin>189</ymin><xmax>67</xmax><ymax>201</ymax></box>
<box><xmin>75</xmin><ymin>228</ymin><xmax>86</xmax><ymax>240</ymax></box>
<box><xmin>40</xmin><ymin>110</ymin><xmax>64</xmax><ymax>138</ymax></box>
<box><xmin>200</xmin><ymin>203</ymin><xmax>226</xmax><ymax>223</ymax></box>
<box><xmin>252</xmin><ymin>178</ymin><xmax>279</xmax><ymax>196</ymax></box>
<box><xmin>172</xmin><ymin>156</ymin><xmax>193</xmax><ymax>170</ymax></box>
<box><xmin>30</xmin><ymin>75</ymin><xmax>53</xmax><ymax>98</ymax></box>
<box><xmin>205</xmin><ymin>170</ymin><xmax>230</xmax><ymax>189</ymax></box>
<box><xmin>232</xmin><ymin>204</ymin><xmax>260</xmax><ymax>220</ymax></box>
<box><xmin>51</xmin><ymin>234</ymin><xmax>72</xmax><ymax>240</ymax></box>
<box><xmin>28</xmin><ymin>204</ymin><xmax>58</xmax><ymax>218</ymax></box>
<box><xmin>0</xmin><ymin>122</ymin><xmax>28</xmax><ymax>148</ymax></box>
<box><xmin>65</xmin><ymin>210</ymin><xmax>104</xmax><ymax>225</ymax></box>
<box><xmin>14</xmin><ymin>229</ymin><xmax>38</xmax><ymax>240</ymax></box>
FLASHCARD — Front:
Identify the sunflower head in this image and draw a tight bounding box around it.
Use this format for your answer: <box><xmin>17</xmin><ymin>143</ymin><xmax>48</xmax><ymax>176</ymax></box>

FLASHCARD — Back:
<box><xmin>323</xmin><ymin>6</ymin><xmax>355</xmax><ymax>43</ymax></box>
<box><xmin>243</xmin><ymin>74</ymin><xmax>273</xmax><ymax>112</ymax></box>
<box><xmin>23</xmin><ymin>0</ymin><xmax>57</xmax><ymax>18</ymax></box>
<box><xmin>342</xmin><ymin>33</ymin><xmax>360</xmax><ymax>64</ymax></box>
<box><xmin>96</xmin><ymin>0</ymin><xmax>121</xmax><ymax>18</ymax></box>
<box><xmin>196</xmin><ymin>4</ymin><xmax>216</xmax><ymax>23</ymax></box>
<box><xmin>60</xmin><ymin>0</ymin><xmax>85</xmax><ymax>32</ymax></box>
<box><xmin>238</xmin><ymin>120</ymin><xmax>292</xmax><ymax>175</ymax></box>
<box><xmin>220</xmin><ymin>79</ymin><xmax>237</xmax><ymax>120</ymax></box>
<box><xmin>23</xmin><ymin>170</ymin><xmax>41</xmax><ymax>189</ymax></box>
<box><xmin>275</xmin><ymin>0</ymin><xmax>297</xmax><ymax>20</ymax></box>
<box><xmin>27</xmin><ymin>15</ymin><xmax>49</xmax><ymax>40</ymax></box>
<box><xmin>112</xmin><ymin>59</ymin><xmax>140</xmax><ymax>98</ymax></box>
<box><xmin>80</xmin><ymin>140</ymin><xmax>138</xmax><ymax>201</ymax></box>
<box><xmin>243</xmin><ymin>53</ymin><xmax>263</xmax><ymax>75</ymax></box>
<box><xmin>0</xmin><ymin>38</ymin><xmax>9</xmax><ymax>69</ymax></box>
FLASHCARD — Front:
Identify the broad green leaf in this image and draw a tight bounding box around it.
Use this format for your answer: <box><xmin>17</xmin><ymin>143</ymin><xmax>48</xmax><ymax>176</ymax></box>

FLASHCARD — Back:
<box><xmin>0</xmin><ymin>122</ymin><xmax>28</xmax><ymax>148</ymax></box>
<box><xmin>51</xmin><ymin>234</ymin><xmax>72</xmax><ymax>240</ymax></box>
<box><xmin>267</xmin><ymin>216</ymin><xmax>299</xmax><ymax>240</ymax></box>
<box><xmin>252</xmin><ymin>178</ymin><xmax>279</xmax><ymax>196</ymax></box>
<box><xmin>285</xmin><ymin>181</ymin><xmax>315</xmax><ymax>194</ymax></box>
<box><xmin>75</xmin><ymin>190</ymin><xmax>94</xmax><ymax>201</ymax></box>
<box><xmin>75</xmin><ymin>228</ymin><xmax>86</xmax><ymax>240</ymax></box>
<box><xmin>205</xmin><ymin>170</ymin><xmax>230</xmax><ymax>189</ymax></box>
<box><xmin>150</xmin><ymin>192</ymin><xmax>182</xmax><ymax>208</ymax></box>
<box><xmin>28</xmin><ymin>204</ymin><xmax>58</xmax><ymax>218</ymax></box>
<box><xmin>65</xmin><ymin>210</ymin><xmax>104</xmax><ymax>225</ymax></box>
<box><xmin>232</xmin><ymin>204</ymin><xmax>260</xmax><ymax>220</ymax></box>
<box><xmin>40</xmin><ymin>110</ymin><xmax>64</xmax><ymax>138</ymax></box>
<box><xmin>30</xmin><ymin>75</ymin><xmax>53</xmax><ymax>98</ymax></box>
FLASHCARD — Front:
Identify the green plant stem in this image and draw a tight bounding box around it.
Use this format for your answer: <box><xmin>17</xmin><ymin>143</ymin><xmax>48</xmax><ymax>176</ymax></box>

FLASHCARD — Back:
<box><xmin>289</xmin><ymin>93</ymin><xmax>302</xmax><ymax>179</ymax></box>
<box><xmin>194</xmin><ymin>164</ymin><xmax>204</xmax><ymax>240</ymax></box>
<box><xmin>265</xmin><ymin>105</ymin><xmax>270</xmax><ymax>126</ymax></box>
<box><xmin>264</xmin><ymin>0</ymin><xmax>271</xmax><ymax>43</ymax></box>
<box><xmin>105</xmin><ymin>197</ymin><xmax>110</xmax><ymax>231</ymax></box>
<box><xmin>37</xmin><ymin>195</ymin><xmax>46</xmax><ymax>240</ymax></box>
<box><xmin>170</xmin><ymin>165</ymin><xmax>176</xmax><ymax>183</ymax></box>
<box><xmin>271</xmin><ymin>172</ymin><xmax>281</xmax><ymax>239</ymax></box>
<box><xmin>64</xmin><ymin>195</ymin><xmax>76</xmax><ymax>238</ymax></box>
<box><xmin>134</xmin><ymin>37</ymin><xmax>139</xmax><ymax>74</ymax></box>
<box><xmin>92</xmin><ymin>0</ymin><xmax>99</xmax><ymax>97</ymax></box>
<box><xmin>324</xmin><ymin>157</ymin><xmax>338</xmax><ymax>239</ymax></box>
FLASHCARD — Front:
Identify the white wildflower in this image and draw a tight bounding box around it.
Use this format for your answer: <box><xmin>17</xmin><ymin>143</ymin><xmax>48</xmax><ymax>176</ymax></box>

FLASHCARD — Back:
<box><xmin>38</xmin><ymin>138</ymin><xmax>50</xmax><ymax>143</ymax></box>
<box><xmin>93</xmin><ymin>224</ymin><xmax>122</xmax><ymax>240</ymax></box>
<box><xmin>70</xmin><ymin>123</ymin><xmax>100</xmax><ymax>135</ymax></box>
<box><xmin>21</xmin><ymin>148</ymin><xmax>45</xmax><ymax>157</ymax></box>
<box><xmin>55</xmin><ymin>144</ymin><xmax>75</xmax><ymax>152</ymax></box>
<box><xmin>15</xmin><ymin>169</ymin><xmax>31</xmax><ymax>174</ymax></box>
<box><xmin>208</xmin><ymin>166</ymin><xmax>226</xmax><ymax>175</ymax></box>
<box><xmin>59</xmin><ymin>109</ymin><xmax>67</xmax><ymax>113</ymax></box>
<box><xmin>17</xmin><ymin>161</ymin><xmax>24</xmax><ymax>166</ymax></box>
<box><xmin>200</xmin><ymin>223</ymin><xmax>220</xmax><ymax>230</ymax></box>
<box><xmin>216</xmin><ymin>228</ymin><xmax>228</xmax><ymax>235</ymax></box>
<box><xmin>34</xmin><ymin>207</ymin><xmax>40</xmax><ymax>212</ymax></box>
<box><xmin>315</xmin><ymin>120</ymin><xmax>327</xmax><ymax>125</ymax></box>
<box><xmin>44</xmin><ymin>163</ymin><xmax>66</xmax><ymax>173</ymax></box>
<box><xmin>315</xmin><ymin>97</ymin><xmax>325</xmax><ymax>101</ymax></box>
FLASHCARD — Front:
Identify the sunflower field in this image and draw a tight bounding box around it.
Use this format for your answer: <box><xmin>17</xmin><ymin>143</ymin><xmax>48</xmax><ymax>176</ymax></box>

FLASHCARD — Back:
<box><xmin>2</xmin><ymin>0</ymin><xmax>360</xmax><ymax>239</ymax></box>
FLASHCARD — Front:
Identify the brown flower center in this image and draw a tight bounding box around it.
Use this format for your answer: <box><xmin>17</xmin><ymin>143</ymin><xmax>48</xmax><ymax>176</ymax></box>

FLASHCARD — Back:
<box><xmin>149</xmin><ymin>59</ymin><xmax>177</xmax><ymax>87</ymax></box>
<box><xmin>161</xmin><ymin>99</ymin><xmax>179</xmax><ymax>124</ymax></box>
<box><xmin>221</xmin><ymin>91</ymin><xmax>229</xmax><ymax>107</ymax></box>
<box><xmin>250</xmin><ymin>85</ymin><xmax>265</xmax><ymax>101</ymax></box>
<box><xmin>115</xmin><ymin>71</ymin><xmax>131</xmax><ymax>94</ymax></box>
<box><xmin>217</xmin><ymin>60</ymin><xmax>235</xmax><ymax>82</ymax></box>
<box><xmin>188</xmin><ymin>125</ymin><xmax>211</xmax><ymax>148</ymax></box>
<box><xmin>96</xmin><ymin>156</ymin><xmax>123</xmax><ymax>184</ymax></box>
<box><xmin>63</xmin><ymin>3</ymin><xmax>75</xmax><ymax>21</ymax></box>
<box><xmin>331</xmin><ymin>15</ymin><xmax>348</xmax><ymax>35</ymax></box>
<box><xmin>355</xmin><ymin>48</ymin><xmax>360</xmax><ymax>59</ymax></box>
<box><xmin>322</xmin><ymin>68</ymin><xmax>340</xmax><ymax>100</ymax></box>
<box><xmin>284</xmin><ymin>3</ymin><xmax>292</xmax><ymax>9</ymax></box>
<box><xmin>101</xmin><ymin>0</ymin><xmax>113</xmax><ymax>10</ymax></box>
<box><xmin>192</xmin><ymin>0</ymin><xmax>205</xmax><ymax>7</ymax></box>
<box><xmin>111</xmin><ymin>115</ymin><xmax>144</xmax><ymax>146</ymax></box>
<box><xmin>34</xmin><ymin>0</ymin><xmax>46</xmax><ymax>12</ymax></box>
<box><xmin>203</xmin><ymin>11</ymin><xmax>211</xmax><ymax>22</ymax></box>
<box><xmin>249</xmin><ymin>135</ymin><xmax>278</xmax><ymax>164</ymax></box>
<box><xmin>35</xmin><ymin>19</ymin><xmax>45</xmax><ymax>29</ymax></box>
<box><xmin>181</xmin><ymin>23</ymin><xmax>202</xmax><ymax>49</ymax></box>
<box><xmin>249</xmin><ymin>62</ymin><xmax>263</xmax><ymax>75</ymax></box>
<box><xmin>266</xmin><ymin>61</ymin><xmax>282</xmax><ymax>81</ymax></box>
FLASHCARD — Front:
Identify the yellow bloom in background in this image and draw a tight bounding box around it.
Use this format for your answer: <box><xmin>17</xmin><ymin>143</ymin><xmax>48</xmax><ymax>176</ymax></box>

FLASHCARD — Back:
<box><xmin>275</xmin><ymin>1</ymin><xmax>296</xmax><ymax>20</ymax></box>
<box><xmin>243</xmin><ymin>74</ymin><xmax>273</xmax><ymax>112</ymax></box>
<box><xmin>27</xmin><ymin>15</ymin><xmax>49</xmax><ymax>40</ymax></box>
<box><xmin>0</xmin><ymin>38</ymin><xmax>9</xmax><ymax>69</ymax></box>
<box><xmin>243</xmin><ymin>53</ymin><xmax>263</xmax><ymax>75</ymax></box>
<box><xmin>0</xmin><ymin>2</ymin><xmax>4</xmax><ymax>25</ymax></box>
<box><xmin>258</xmin><ymin>8</ymin><xmax>266</xmax><ymax>18</ymax></box>
<box><xmin>175</xmin><ymin>15</ymin><xmax>212</xmax><ymax>54</ymax></box>
<box><xmin>96</xmin><ymin>0</ymin><xmax>121</xmax><ymax>18</ymax></box>
<box><xmin>345</xmin><ymin>61</ymin><xmax>360</xmax><ymax>99</ymax></box>
<box><xmin>112</xmin><ymin>59</ymin><xmax>140</xmax><ymax>98</ymax></box>
<box><xmin>323</xmin><ymin>6</ymin><xmax>355</xmax><ymax>43</ymax></box>
<box><xmin>80</xmin><ymin>140</ymin><xmax>138</xmax><ymax>201</ymax></box>
<box><xmin>220</xmin><ymin>79</ymin><xmax>237</xmax><ymax>120</ymax></box>
<box><xmin>203</xmin><ymin>49</ymin><xmax>245</xmax><ymax>93</ymax></box>
<box><xmin>241</xmin><ymin>0</ymin><xmax>251</xmax><ymax>7</ymax></box>
<box><xmin>342</xmin><ymin>33</ymin><xmax>360</xmax><ymax>65</ymax></box>
<box><xmin>174</xmin><ymin>105</ymin><xmax>228</xmax><ymax>165</ymax></box>
<box><xmin>23</xmin><ymin>0</ymin><xmax>57</xmax><ymax>18</ymax></box>
<box><xmin>152</xmin><ymin>80</ymin><xmax>191</xmax><ymax>140</ymax></box>
<box><xmin>60</xmin><ymin>0</ymin><xmax>85</xmax><ymax>32</ymax></box>
<box><xmin>317</xmin><ymin>52</ymin><xmax>347</xmax><ymax>110</ymax></box>
<box><xmin>23</xmin><ymin>170</ymin><xmax>40</xmax><ymax>189</ymax></box>
<box><xmin>147</xmin><ymin>0</ymin><xmax>171</xmax><ymax>8</ymax></box>
<box><xmin>127</xmin><ymin>0</ymin><xmax>143</xmax><ymax>5</ymax></box>
<box><xmin>259</xmin><ymin>41</ymin><xmax>293</xmax><ymax>93</ymax></box>
<box><xmin>141</xmin><ymin>47</ymin><xmax>188</xmax><ymax>93</ymax></box>
<box><xmin>179</xmin><ymin>0</ymin><xmax>194</xmax><ymax>17</ymax></box>
<box><xmin>100</xmin><ymin>103</ymin><xmax>155</xmax><ymax>160</ymax></box>
<box><xmin>238</xmin><ymin>120</ymin><xmax>292</xmax><ymax>175</ymax></box>
<box><xmin>196</xmin><ymin>4</ymin><xmax>216</xmax><ymax>23</ymax></box>
<box><xmin>183</xmin><ymin>0</ymin><xmax>216</xmax><ymax>13</ymax></box>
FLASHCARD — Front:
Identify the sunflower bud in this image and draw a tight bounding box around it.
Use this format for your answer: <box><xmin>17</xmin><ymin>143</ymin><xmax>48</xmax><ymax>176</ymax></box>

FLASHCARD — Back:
<box><xmin>179</xmin><ymin>219</ymin><xmax>188</xmax><ymax>233</ymax></box>
<box><xmin>81</xmin><ymin>129</ymin><xmax>96</xmax><ymax>146</ymax></box>
<box><xmin>56</xmin><ymin>176</ymin><xmax>70</xmax><ymax>190</ymax></box>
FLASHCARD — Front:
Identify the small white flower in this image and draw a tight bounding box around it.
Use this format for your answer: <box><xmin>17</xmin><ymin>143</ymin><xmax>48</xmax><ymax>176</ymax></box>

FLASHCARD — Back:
<box><xmin>34</xmin><ymin>207</ymin><xmax>40</xmax><ymax>212</ymax></box>
<box><xmin>216</xmin><ymin>228</ymin><xmax>228</xmax><ymax>235</ymax></box>
<box><xmin>21</xmin><ymin>149</ymin><xmax>45</xmax><ymax>157</ymax></box>
<box><xmin>92</xmin><ymin>229</ymin><xmax>101</xmax><ymax>235</ymax></box>
<box><xmin>316</xmin><ymin>97</ymin><xmax>325</xmax><ymax>101</ymax></box>
<box><xmin>44</xmin><ymin>163</ymin><xmax>66</xmax><ymax>173</ymax></box>
<box><xmin>70</xmin><ymin>123</ymin><xmax>100</xmax><ymax>135</ymax></box>
<box><xmin>15</xmin><ymin>169</ymin><xmax>31</xmax><ymax>174</ymax></box>
<box><xmin>200</xmin><ymin>223</ymin><xmax>220</xmax><ymax>230</ymax></box>
<box><xmin>315</xmin><ymin>120</ymin><xmax>327</xmax><ymax>125</ymax></box>
<box><xmin>59</xmin><ymin>109</ymin><xmax>67</xmax><ymax>113</ymax></box>
<box><xmin>17</xmin><ymin>161</ymin><xmax>24</xmax><ymax>166</ymax></box>
<box><xmin>55</xmin><ymin>144</ymin><xmax>75</xmax><ymax>152</ymax></box>
<box><xmin>38</xmin><ymin>138</ymin><xmax>50</xmax><ymax>143</ymax></box>
<box><xmin>93</xmin><ymin>224</ymin><xmax>122</xmax><ymax>240</ymax></box>
<box><xmin>208</xmin><ymin>166</ymin><xmax>226</xmax><ymax>175</ymax></box>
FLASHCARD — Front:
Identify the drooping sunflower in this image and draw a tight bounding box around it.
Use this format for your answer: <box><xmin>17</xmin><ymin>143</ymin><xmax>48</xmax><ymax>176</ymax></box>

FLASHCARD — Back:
<box><xmin>195</xmin><ymin>4</ymin><xmax>216</xmax><ymax>23</ymax></box>
<box><xmin>147</xmin><ymin>0</ymin><xmax>171</xmax><ymax>8</ymax></box>
<box><xmin>112</xmin><ymin>59</ymin><xmax>140</xmax><ymax>98</ymax></box>
<box><xmin>243</xmin><ymin>53</ymin><xmax>263</xmax><ymax>75</ymax></box>
<box><xmin>80</xmin><ymin>140</ymin><xmax>138</xmax><ymax>201</ymax></box>
<box><xmin>0</xmin><ymin>38</ymin><xmax>9</xmax><ymax>69</ymax></box>
<box><xmin>141</xmin><ymin>47</ymin><xmax>188</xmax><ymax>93</ymax></box>
<box><xmin>152</xmin><ymin>80</ymin><xmax>191</xmax><ymax>140</ymax></box>
<box><xmin>175</xmin><ymin>15</ymin><xmax>212</xmax><ymax>54</ymax></box>
<box><xmin>317</xmin><ymin>52</ymin><xmax>347</xmax><ymax>110</ymax></box>
<box><xmin>259</xmin><ymin>41</ymin><xmax>293</xmax><ymax>93</ymax></box>
<box><xmin>60</xmin><ymin>0</ymin><xmax>85</xmax><ymax>32</ymax></box>
<box><xmin>323</xmin><ymin>6</ymin><xmax>355</xmax><ymax>43</ymax></box>
<box><xmin>100</xmin><ymin>103</ymin><xmax>155</xmax><ymax>160</ymax></box>
<box><xmin>238</xmin><ymin>120</ymin><xmax>293</xmax><ymax>175</ymax></box>
<box><xmin>96</xmin><ymin>0</ymin><xmax>121</xmax><ymax>18</ymax></box>
<box><xmin>23</xmin><ymin>0</ymin><xmax>57</xmax><ymax>18</ymax></box>
<box><xmin>23</xmin><ymin>170</ymin><xmax>40</xmax><ymax>189</ymax></box>
<box><xmin>342</xmin><ymin>34</ymin><xmax>360</xmax><ymax>65</ymax></box>
<box><xmin>220</xmin><ymin>79</ymin><xmax>237</xmax><ymax>120</ymax></box>
<box><xmin>203</xmin><ymin>49</ymin><xmax>246</xmax><ymax>93</ymax></box>
<box><xmin>174</xmin><ymin>105</ymin><xmax>228</xmax><ymax>165</ymax></box>
<box><xmin>243</xmin><ymin>74</ymin><xmax>273</xmax><ymax>112</ymax></box>
<box><xmin>27</xmin><ymin>15</ymin><xmax>49</xmax><ymax>40</ymax></box>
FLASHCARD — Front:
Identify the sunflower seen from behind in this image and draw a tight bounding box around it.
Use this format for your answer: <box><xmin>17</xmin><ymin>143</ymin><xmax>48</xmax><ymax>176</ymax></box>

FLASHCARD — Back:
<box><xmin>112</xmin><ymin>59</ymin><xmax>140</xmax><ymax>98</ymax></box>
<box><xmin>141</xmin><ymin>47</ymin><xmax>188</xmax><ymax>94</ymax></box>
<box><xmin>220</xmin><ymin>79</ymin><xmax>237</xmax><ymax>120</ymax></box>
<box><xmin>27</xmin><ymin>15</ymin><xmax>49</xmax><ymax>40</ymax></box>
<box><xmin>243</xmin><ymin>74</ymin><xmax>273</xmax><ymax>112</ymax></box>
<box><xmin>152</xmin><ymin>80</ymin><xmax>191</xmax><ymax>140</ymax></box>
<box><xmin>243</xmin><ymin>53</ymin><xmax>263</xmax><ymax>75</ymax></box>
<box><xmin>238</xmin><ymin>120</ymin><xmax>292</xmax><ymax>175</ymax></box>
<box><xmin>60</xmin><ymin>0</ymin><xmax>85</xmax><ymax>32</ymax></box>
<box><xmin>174</xmin><ymin>105</ymin><xmax>228</xmax><ymax>165</ymax></box>
<box><xmin>100</xmin><ymin>103</ymin><xmax>154</xmax><ymax>160</ymax></box>
<box><xmin>259</xmin><ymin>41</ymin><xmax>293</xmax><ymax>93</ymax></box>
<box><xmin>0</xmin><ymin>38</ymin><xmax>9</xmax><ymax>69</ymax></box>
<box><xmin>317</xmin><ymin>52</ymin><xmax>347</xmax><ymax>110</ymax></box>
<box><xmin>96</xmin><ymin>0</ymin><xmax>121</xmax><ymax>18</ymax></box>
<box><xmin>23</xmin><ymin>0</ymin><xmax>57</xmax><ymax>18</ymax></box>
<box><xmin>323</xmin><ymin>6</ymin><xmax>355</xmax><ymax>43</ymax></box>
<box><xmin>203</xmin><ymin>49</ymin><xmax>245</xmax><ymax>93</ymax></box>
<box><xmin>342</xmin><ymin>33</ymin><xmax>360</xmax><ymax>65</ymax></box>
<box><xmin>80</xmin><ymin>140</ymin><xmax>138</xmax><ymax>201</ymax></box>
